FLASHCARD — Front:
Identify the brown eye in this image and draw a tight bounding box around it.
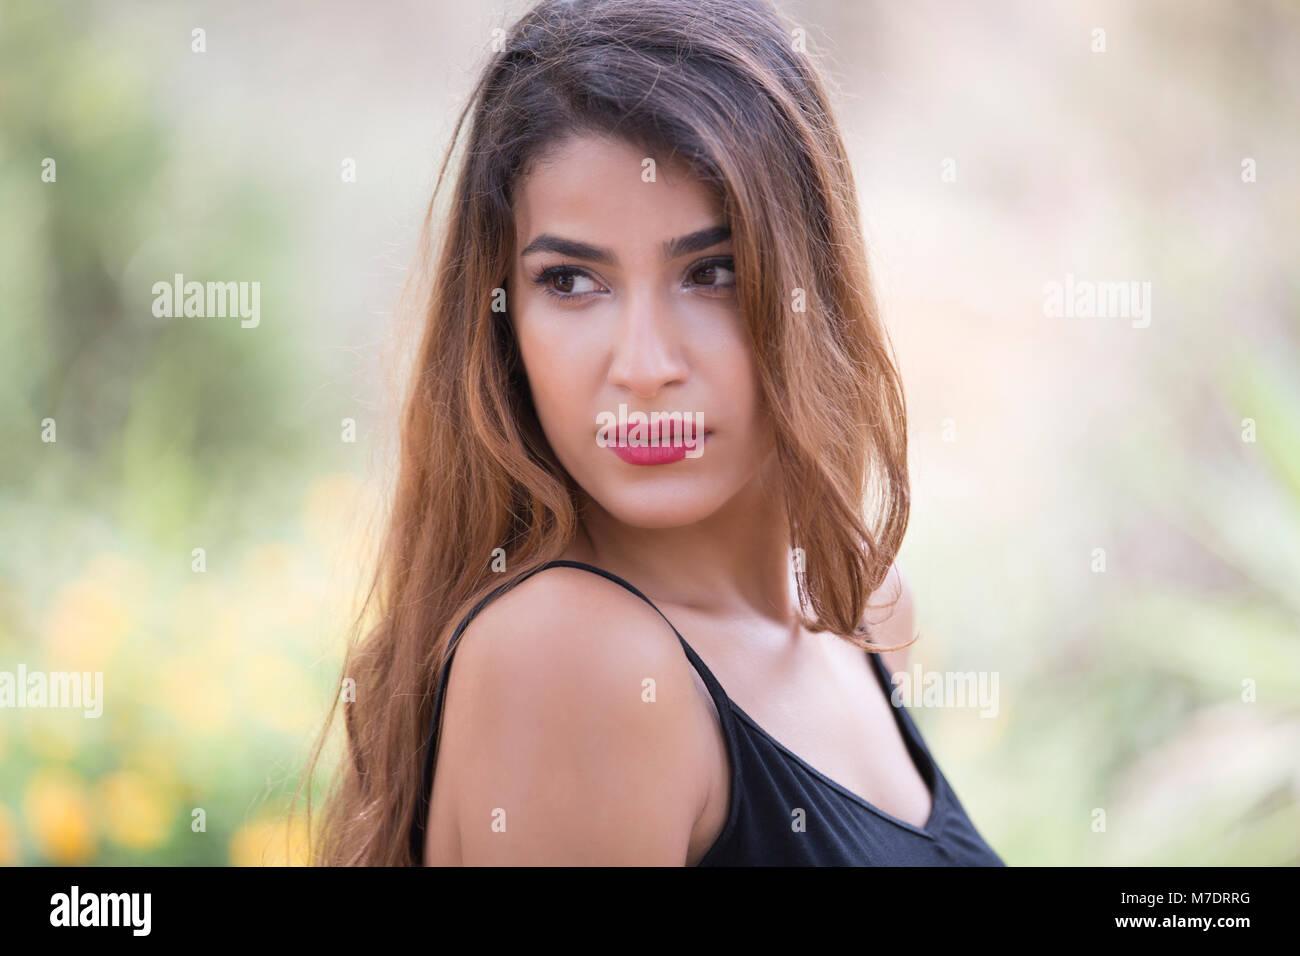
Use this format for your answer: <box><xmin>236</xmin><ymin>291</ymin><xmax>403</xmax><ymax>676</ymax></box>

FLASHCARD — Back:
<box><xmin>531</xmin><ymin>266</ymin><xmax>602</xmax><ymax>300</ymax></box>
<box><xmin>690</xmin><ymin>257</ymin><xmax>735</xmax><ymax>288</ymax></box>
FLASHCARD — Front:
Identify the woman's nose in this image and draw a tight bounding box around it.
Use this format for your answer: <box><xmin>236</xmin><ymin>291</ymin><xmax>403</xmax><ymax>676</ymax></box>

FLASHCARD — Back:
<box><xmin>605</xmin><ymin>290</ymin><xmax>689</xmax><ymax>398</ymax></box>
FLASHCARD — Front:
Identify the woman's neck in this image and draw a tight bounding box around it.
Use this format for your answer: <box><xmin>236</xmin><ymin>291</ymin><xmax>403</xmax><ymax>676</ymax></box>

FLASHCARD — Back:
<box><xmin>562</xmin><ymin>455</ymin><xmax>798</xmax><ymax>627</ymax></box>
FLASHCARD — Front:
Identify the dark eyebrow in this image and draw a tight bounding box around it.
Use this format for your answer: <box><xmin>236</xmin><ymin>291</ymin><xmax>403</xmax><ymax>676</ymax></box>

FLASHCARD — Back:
<box><xmin>664</xmin><ymin>224</ymin><xmax>731</xmax><ymax>259</ymax></box>
<box><xmin>518</xmin><ymin>224</ymin><xmax>731</xmax><ymax>264</ymax></box>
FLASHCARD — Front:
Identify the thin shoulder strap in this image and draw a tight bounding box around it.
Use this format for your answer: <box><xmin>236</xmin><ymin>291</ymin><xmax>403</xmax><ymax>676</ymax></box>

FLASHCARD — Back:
<box><xmin>866</xmin><ymin>645</ymin><xmax>935</xmax><ymax>760</ymax></box>
<box><xmin>410</xmin><ymin>558</ymin><xmax>734</xmax><ymax>864</ymax></box>
<box><xmin>543</xmin><ymin>560</ymin><xmax>735</xmax><ymax>706</ymax></box>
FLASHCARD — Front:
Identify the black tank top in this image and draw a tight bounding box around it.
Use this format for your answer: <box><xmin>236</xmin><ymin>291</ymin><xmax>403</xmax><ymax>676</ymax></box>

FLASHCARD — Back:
<box><xmin>411</xmin><ymin>559</ymin><xmax>1005</xmax><ymax>866</ymax></box>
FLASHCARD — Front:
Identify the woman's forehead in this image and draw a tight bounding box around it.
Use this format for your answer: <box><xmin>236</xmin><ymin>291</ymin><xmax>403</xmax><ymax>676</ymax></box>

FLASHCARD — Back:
<box><xmin>512</xmin><ymin>135</ymin><xmax>723</xmax><ymax>245</ymax></box>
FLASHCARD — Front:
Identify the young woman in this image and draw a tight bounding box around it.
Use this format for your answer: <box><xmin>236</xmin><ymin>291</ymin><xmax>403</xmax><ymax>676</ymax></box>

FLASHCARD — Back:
<box><xmin>302</xmin><ymin>0</ymin><xmax>1004</xmax><ymax>867</ymax></box>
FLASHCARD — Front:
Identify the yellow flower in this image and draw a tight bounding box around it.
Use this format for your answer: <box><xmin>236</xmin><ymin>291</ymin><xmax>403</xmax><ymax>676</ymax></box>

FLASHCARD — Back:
<box><xmin>97</xmin><ymin>770</ymin><xmax>176</xmax><ymax>850</ymax></box>
<box><xmin>228</xmin><ymin>814</ymin><xmax>310</xmax><ymax>866</ymax></box>
<box><xmin>154</xmin><ymin>653</ymin><xmax>232</xmax><ymax>733</ymax></box>
<box><xmin>23</xmin><ymin>767</ymin><xmax>96</xmax><ymax>863</ymax></box>
<box><xmin>43</xmin><ymin>577</ymin><xmax>131</xmax><ymax>671</ymax></box>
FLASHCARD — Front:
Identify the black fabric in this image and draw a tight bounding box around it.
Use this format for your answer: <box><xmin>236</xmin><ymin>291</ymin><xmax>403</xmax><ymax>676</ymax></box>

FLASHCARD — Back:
<box><xmin>411</xmin><ymin>559</ymin><xmax>1005</xmax><ymax>866</ymax></box>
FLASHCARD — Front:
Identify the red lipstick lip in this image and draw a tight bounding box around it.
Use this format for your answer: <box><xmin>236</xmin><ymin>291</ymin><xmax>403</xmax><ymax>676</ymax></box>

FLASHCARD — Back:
<box><xmin>607</xmin><ymin>430</ymin><xmax>710</xmax><ymax>465</ymax></box>
<box><xmin>592</xmin><ymin>422</ymin><xmax>712</xmax><ymax>444</ymax></box>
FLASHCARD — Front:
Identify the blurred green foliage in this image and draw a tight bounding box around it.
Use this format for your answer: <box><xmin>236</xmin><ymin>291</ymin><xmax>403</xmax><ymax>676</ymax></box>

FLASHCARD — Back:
<box><xmin>0</xmin><ymin>2</ymin><xmax>348</xmax><ymax>864</ymax></box>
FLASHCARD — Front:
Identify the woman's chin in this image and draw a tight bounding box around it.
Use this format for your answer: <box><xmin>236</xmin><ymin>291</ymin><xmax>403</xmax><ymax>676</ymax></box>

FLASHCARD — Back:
<box><xmin>591</xmin><ymin>490</ymin><xmax>722</xmax><ymax>531</ymax></box>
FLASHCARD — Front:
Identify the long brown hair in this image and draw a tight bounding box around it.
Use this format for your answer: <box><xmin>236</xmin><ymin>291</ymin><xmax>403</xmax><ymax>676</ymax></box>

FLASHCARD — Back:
<box><xmin>297</xmin><ymin>0</ymin><xmax>910</xmax><ymax>866</ymax></box>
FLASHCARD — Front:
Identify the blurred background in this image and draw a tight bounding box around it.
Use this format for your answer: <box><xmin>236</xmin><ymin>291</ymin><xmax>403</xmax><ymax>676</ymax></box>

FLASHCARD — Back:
<box><xmin>0</xmin><ymin>0</ymin><xmax>1296</xmax><ymax>865</ymax></box>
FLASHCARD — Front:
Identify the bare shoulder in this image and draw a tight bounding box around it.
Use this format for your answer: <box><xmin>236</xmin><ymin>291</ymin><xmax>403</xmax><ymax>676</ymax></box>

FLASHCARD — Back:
<box><xmin>451</xmin><ymin>565</ymin><xmax>697</xmax><ymax>701</ymax></box>
<box><xmin>432</xmin><ymin>564</ymin><xmax>713</xmax><ymax>865</ymax></box>
<box><xmin>865</xmin><ymin>561</ymin><xmax>917</xmax><ymax>677</ymax></box>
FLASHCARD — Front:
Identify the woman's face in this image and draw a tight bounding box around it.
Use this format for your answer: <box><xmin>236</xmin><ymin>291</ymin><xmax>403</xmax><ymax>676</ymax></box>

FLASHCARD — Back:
<box><xmin>507</xmin><ymin>132</ymin><xmax>774</xmax><ymax>530</ymax></box>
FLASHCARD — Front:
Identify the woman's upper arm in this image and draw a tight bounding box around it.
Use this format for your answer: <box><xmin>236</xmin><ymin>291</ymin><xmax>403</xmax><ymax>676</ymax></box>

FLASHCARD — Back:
<box><xmin>434</xmin><ymin>571</ymin><xmax>711</xmax><ymax>865</ymax></box>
